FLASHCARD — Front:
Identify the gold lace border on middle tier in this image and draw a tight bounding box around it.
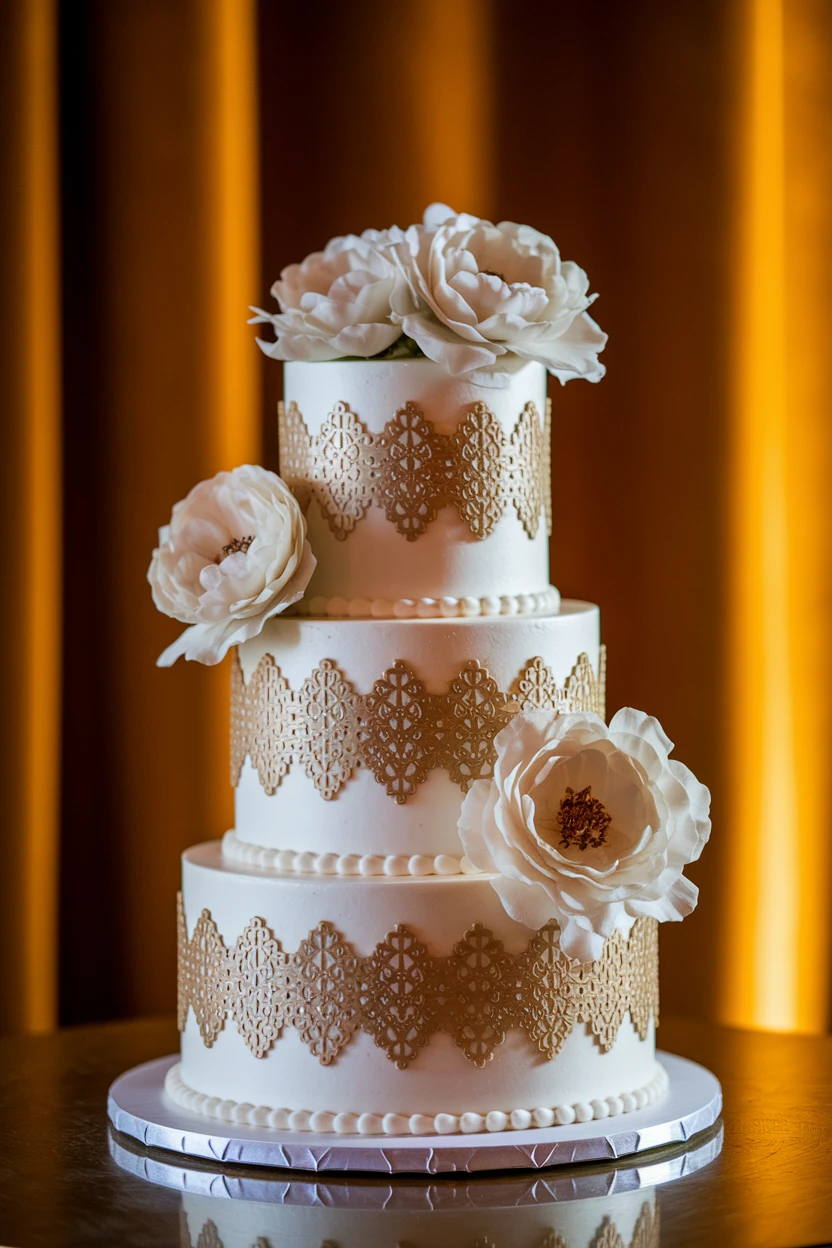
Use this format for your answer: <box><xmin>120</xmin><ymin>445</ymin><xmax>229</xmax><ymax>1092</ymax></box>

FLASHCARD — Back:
<box><xmin>178</xmin><ymin>898</ymin><xmax>658</xmax><ymax>1068</ymax></box>
<box><xmin>231</xmin><ymin>647</ymin><xmax>606</xmax><ymax>803</ymax></box>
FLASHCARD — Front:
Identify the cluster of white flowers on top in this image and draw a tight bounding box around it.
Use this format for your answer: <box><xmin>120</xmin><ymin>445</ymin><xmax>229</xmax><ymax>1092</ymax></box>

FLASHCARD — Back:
<box><xmin>250</xmin><ymin>204</ymin><xmax>607</xmax><ymax>386</ymax></box>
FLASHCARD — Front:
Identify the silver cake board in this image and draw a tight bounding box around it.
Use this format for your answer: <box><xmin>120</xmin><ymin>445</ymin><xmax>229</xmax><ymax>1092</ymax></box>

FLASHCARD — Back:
<box><xmin>109</xmin><ymin>1119</ymin><xmax>723</xmax><ymax>1204</ymax></box>
<box><xmin>107</xmin><ymin>1051</ymin><xmax>721</xmax><ymax>1176</ymax></box>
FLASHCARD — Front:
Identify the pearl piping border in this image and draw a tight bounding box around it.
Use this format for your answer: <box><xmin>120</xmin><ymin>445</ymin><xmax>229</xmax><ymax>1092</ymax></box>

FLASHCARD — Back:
<box><xmin>221</xmin><ymin>831</ymin><xmax>479</xmax><ymax>878</ymax></box>
<box><xmin>290</xmin><ymin>586</ymin><xmax>561</xmax><ymax>621</ymax></box>
<box><xmin>164</xmin><ymin>1062</ymin><xmax>669</xmax><ymax>1138</ymax></box>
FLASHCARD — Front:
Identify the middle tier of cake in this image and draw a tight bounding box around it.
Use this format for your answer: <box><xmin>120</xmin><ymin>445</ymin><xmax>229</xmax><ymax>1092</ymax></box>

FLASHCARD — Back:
<box><xmin>230</xmin><ymin>601</ymin><xmax>603</xmax><ymax>866</ymax></box>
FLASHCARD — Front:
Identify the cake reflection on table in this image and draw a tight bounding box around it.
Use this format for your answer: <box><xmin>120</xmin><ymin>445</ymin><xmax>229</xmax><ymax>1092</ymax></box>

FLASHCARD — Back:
<box><xmin>109</xmin><ymin>1119</ymin><xmax>723</xmax><ymax>1248</ymax></box>
<box><xmin>178</xmin><ymin>1186</ymin><xmax>658</xmax><ymax>1248</ymax></box>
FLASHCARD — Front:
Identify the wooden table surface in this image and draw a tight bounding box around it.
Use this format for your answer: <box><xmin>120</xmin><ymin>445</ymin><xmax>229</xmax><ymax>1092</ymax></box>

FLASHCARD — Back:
<box><xmin>0</xmin><ymin>1016</ymin><xmax>829</xmax><ymax>1248</ymax></box>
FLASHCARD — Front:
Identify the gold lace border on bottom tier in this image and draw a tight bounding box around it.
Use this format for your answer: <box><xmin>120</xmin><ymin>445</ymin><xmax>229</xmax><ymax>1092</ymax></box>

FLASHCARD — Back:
<box><xmin>177</xmin><ymin>897</ymin><xmax>658</xmax><ymax>1069</ymax></box>
<box><xmin>231</xmin><ymin>646</ymin><xmax>606</xmax><ymax>803</ymax></box>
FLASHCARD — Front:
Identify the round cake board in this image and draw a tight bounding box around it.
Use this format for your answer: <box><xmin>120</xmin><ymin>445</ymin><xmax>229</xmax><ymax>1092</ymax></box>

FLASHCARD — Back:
<box><xmin>109</xmin><ymin>1117</ymin><xmax>723</xmax><ymax>1203</ymax></box>
<box><xmin>107</xmin><ymin>1051</ymin><xmax>720</xmax><ymax>1175</ymax></box>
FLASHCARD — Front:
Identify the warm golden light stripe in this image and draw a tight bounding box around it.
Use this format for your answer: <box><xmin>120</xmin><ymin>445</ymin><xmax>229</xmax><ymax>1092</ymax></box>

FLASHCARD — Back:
<box><xmin>200</xmin><ymin>0</ymin><xmax>262</xmax><ymax>820</ymax></box>
<box><xmin>782</xmin><ymin>0</ymin><xmax>832</xmax><ymax>1033</ymax></box>
<box><xmin>723</xmin><ymin>0</ymin><xmax>830</xmax><ymax>1032</ymax></box>
<box><xmin>727</xmin><ymin>0</ymin><xmax>794</xmax><ymax>1030</ymax></box>
<box><xmin>203</xmin><ymin>0</ymin><xmax>261</xmax><ymax>475</ymax></box>
<box><xmin>402</xmin><ymin>0</ymin><xmax>494</xmax><ymax>215</ymax></box>
<box><xmin>20</xmin><ymin>0</ymin><xmax>61</xmax><ymax>1033</ymax></box>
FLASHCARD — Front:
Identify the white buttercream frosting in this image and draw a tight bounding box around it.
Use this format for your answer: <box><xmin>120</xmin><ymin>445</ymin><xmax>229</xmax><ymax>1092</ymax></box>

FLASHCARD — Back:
<box><xmin>165</xmin><ymin>1061</ymin><xmax>667</xmax><ymax>1137</ymax></box>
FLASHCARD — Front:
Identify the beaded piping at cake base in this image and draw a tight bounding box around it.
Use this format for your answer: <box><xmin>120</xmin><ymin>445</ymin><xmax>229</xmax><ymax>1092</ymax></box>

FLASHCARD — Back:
<box><xmin>278</xmin><ymin>397</ymin><xmax>552</xmax><ymax>541</ymax></box>
<box><xmin>221</xmin><ymin>830</ymin><xmax>478</xmax><ymax>878</ymax></box>
<box><xmin>167</xmin><ymin>1058</ymin><xmax>669</xmax><ymax>1142</ymax></box>
<box><xmin>177</xmin><ymin>896</ymin><xmax>658</xmax><ymax>1067</ymax></box>
<box><xmin>231</xmin><ymin>647</ymin><xmax>606</xmax><ymax>803</ymax></box>
<box><xmin>290</xmin><ymin>585</ymin><xmax>561</xmax><ymax>620</ymax></box>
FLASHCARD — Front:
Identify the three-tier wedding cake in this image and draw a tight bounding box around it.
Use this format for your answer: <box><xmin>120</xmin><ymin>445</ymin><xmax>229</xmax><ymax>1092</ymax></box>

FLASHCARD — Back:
<box><xmin>148</xmin><ymin>205</ymin><xmax>710</xmax><ymax>1139</ymax></box>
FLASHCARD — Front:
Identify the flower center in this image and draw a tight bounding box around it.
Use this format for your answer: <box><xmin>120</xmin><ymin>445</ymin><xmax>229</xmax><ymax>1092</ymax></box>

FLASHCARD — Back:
<box><xmin>218</xmin><ymin>535</ymin><xmax>254</xmax><ymax>562</ymax></box>
<box><xmin>556</xmin><ymin>785</ymin><xmax>611</xmax><ymax>852</ymax></box>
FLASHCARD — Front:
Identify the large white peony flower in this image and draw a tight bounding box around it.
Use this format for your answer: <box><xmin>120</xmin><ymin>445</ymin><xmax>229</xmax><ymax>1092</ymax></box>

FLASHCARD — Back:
<box><xmin>458</xmin><ymin>708</ymin><xmax>710</xmax><ymax>962</ymax></box>
<box><xmin>148</xmin><ymin>464</ymin><xmax>315</xmax><ymax>666</ymax></box>
<box><xmin>389</xmin><ymin>203</ymin><xmax>607</xmax><ymax>385</ymax></box>
<box><xmin>249</xmin><ymin>230</ymin><xmax>410</xmax><ymax>362</ymax></box>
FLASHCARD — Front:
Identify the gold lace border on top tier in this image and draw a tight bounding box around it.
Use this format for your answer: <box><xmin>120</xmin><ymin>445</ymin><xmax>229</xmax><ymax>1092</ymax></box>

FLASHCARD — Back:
<box><xmin>278</xmin><ymin>397</ymin><xmax>552</xmax><ymax>542</ymax></box>
<box><xmin>231</xmin><ymin>647</ymin><xmax>606</xmax><ymax>803</ymax></box>
<box><xmin>177</xmin><ymin>897</ymin><xmax>658</xmax><ymax>1069</ymax></box>
<box><xmin>180</xmin><ymin>1204</ymin><xmax>660</xmax><ymax>1248</ymax></box>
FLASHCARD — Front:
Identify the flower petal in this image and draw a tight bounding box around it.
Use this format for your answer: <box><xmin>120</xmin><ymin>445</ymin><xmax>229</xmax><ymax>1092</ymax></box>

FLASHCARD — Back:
<box><xmin>491</xmin><ymin>876</ymin><xmax>559</xmax><ymax>931</ymax></box>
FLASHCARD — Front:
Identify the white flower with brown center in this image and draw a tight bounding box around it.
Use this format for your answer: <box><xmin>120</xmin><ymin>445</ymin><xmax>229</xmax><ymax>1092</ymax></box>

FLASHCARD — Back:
<box><xmin>388</xmin><ymin>203</ymin><xmax>608</xmax><ymax>385</ymax></box>
<box><xmin>458</xmin><ymin>708</ymin><xmax>711</xmax><ymax>962</ymax></box>
<box><xmin>148</xmin><ymin>464</ymin><xmax>315</xmax><ymax>666</ymax></box>
<box><xmin>249</xmin><ymin>229</ymin><xmax>410</xmax><ymax>362</ymax></box>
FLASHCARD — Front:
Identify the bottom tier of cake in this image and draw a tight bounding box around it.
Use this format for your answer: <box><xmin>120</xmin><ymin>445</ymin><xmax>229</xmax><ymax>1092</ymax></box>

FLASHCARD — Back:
<box><xmin>174</xmin><ymin>842</ymin><xmax>664</xmax><ymax>1136</ymax></box>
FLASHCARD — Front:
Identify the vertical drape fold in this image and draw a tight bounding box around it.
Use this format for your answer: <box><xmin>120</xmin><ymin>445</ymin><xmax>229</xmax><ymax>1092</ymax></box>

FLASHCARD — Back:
<box><xmin>723</xmin><ymin>0</ymin><xmax>832</xmax><ymax>1033</ymax></box>
<box><xmin>0</xmin><ymin>0</ymin><xmax>62</xmax><ymax>1035</ymax></box>
<box><xmin>56</xmin><ymin>0</ymin><xmax>261</xmax><ymax>1024</ymax></box>
<box><xmin>99</xmin><ymin>0</ymin><xmax>261</xmax><ymax>1018</ymax></box>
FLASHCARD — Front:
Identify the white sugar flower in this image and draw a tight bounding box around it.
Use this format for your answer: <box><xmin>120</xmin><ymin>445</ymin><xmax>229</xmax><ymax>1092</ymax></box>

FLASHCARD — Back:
<box><xmin>148</xmin><ymin>464</ymin><xmax>315</xmax><ymax>666</ymax></box>
<box><xmin>389</xmin><ymin>203</ymin><xmax>607</xmax><ymax>385</ymax></box>
<box><xmin>458</xmin><ymin>708</ymin><xmax>710</xmax><ymax>962</ymax></box>
<box><xmin>250</xmin><ymin>230</ymin><xmax>410</xmax><ymax>362</ymax></box>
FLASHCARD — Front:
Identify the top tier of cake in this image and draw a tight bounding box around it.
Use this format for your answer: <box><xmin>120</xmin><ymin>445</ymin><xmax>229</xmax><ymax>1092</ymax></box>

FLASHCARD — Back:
<box><xmin>281</xmin><ymin>359</ymin><xmax>554</xmax><ymax>618</ymax></box>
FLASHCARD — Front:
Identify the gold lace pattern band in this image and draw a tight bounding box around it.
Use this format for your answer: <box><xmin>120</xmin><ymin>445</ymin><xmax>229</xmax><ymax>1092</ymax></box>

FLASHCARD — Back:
<box><xmin>177</xmin><ymin>897</ymin><xmax>658</xmax><ymax>1068</ymax></box>
<box><xmin>231</xmin><ymin>647</ymin><xmax>606</xmax><ymax>803</ymax></box>
<box><xmin>278</xmin><ymin>398</ymin><xmax>552</xmax><ymax>541</ymax></box>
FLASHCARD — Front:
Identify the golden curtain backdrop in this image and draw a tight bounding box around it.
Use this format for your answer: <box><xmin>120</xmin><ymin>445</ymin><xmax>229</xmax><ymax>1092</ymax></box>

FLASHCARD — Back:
<box><xmin>723</xmin><ymin>0</ymin><xmax>832</xmax><ymax>1033</ymax></box>
<box><xmin>0</xmin><ymin>0</ymin><xmax>61</xmax><ymax>1035</ymax></box>
<box><xmin>0</xmin><ymin>0</ymin><xmax>829</xmax><ymax>1035</ymax></box>
<box><xmin>57</xmin><ymin>0</ymin><xmax>261</xmax><ymax>1027</ymax></box>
